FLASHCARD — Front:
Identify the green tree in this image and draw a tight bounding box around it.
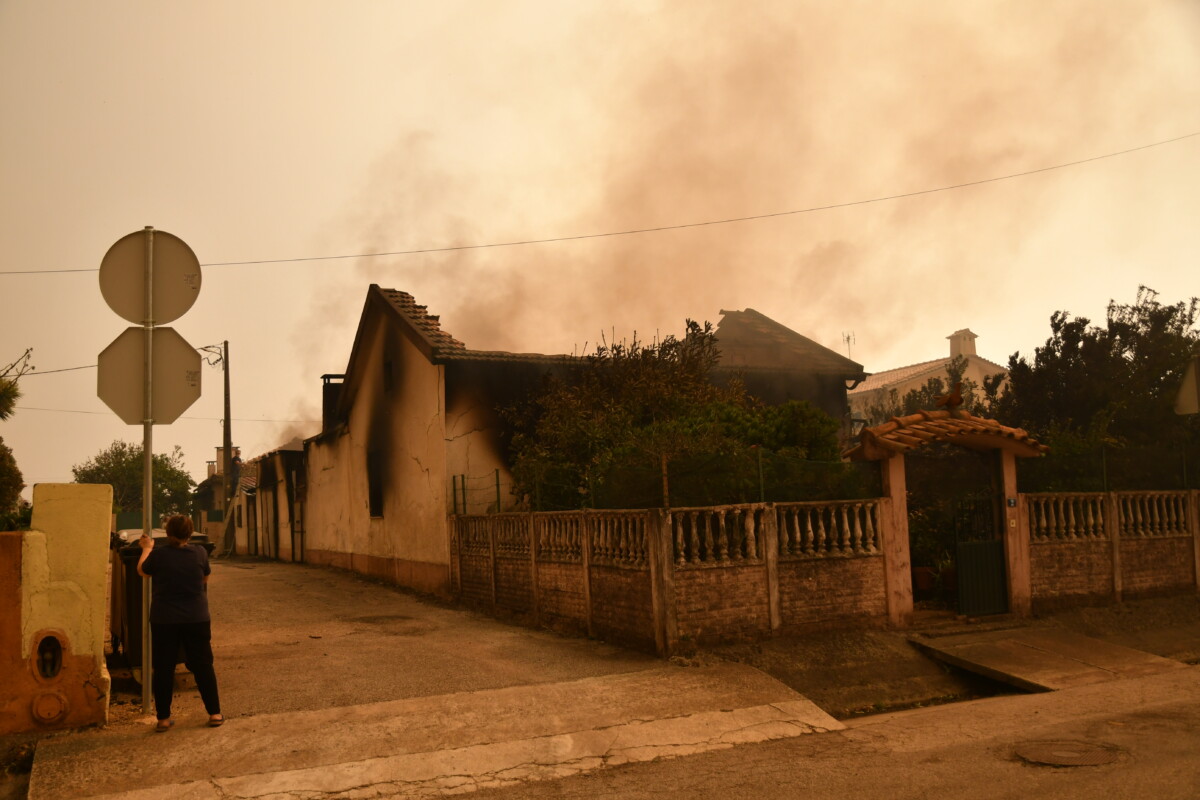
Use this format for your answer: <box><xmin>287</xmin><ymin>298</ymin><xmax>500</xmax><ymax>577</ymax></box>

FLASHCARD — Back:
<box><xmin>71</xmin><ymin>440</ymin><xmax>196</xmax><ymax>515</ymax></box>
<box><xmin>993</xmin><ymin>287</ymin><xmax>1200</xmax><ymax>490</ymax></box>
<box><xmin>0</xmin><ymin>349</ymin><xmax>33</xmax><ymax>528</ymax></box>
<box><xmin>0</xmin><ymin>348</ymin><xmax>33</xmax><ymax>421</ymax></box>
<box><xmin>995</xmin><ymin>287</ymin><xmax>1199</xmax><ymax>441</ymax></box>
<box><xmin>506</xmin><ymin>321</ymin><xmax>847</xmax><ymax>509</ymax></box>
<box><xmin>0</xmin><ymin>436</ymin><xmax>24</xmax><ymax>526</ymax></box>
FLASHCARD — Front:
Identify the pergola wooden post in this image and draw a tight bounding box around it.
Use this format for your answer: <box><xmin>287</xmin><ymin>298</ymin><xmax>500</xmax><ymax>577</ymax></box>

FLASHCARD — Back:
<box><xmin>878</xmin><ymin>453</ymin><xmax>913</xmax><ymax>627</ymax></box>
<box><xmin>999</xmin><ymin>449</ymin><xmax>1032</xmax><ymax>616</ymax></box>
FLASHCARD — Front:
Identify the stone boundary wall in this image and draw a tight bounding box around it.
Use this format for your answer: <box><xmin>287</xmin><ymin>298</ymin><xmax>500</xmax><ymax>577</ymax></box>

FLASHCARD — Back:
<box><xmin>1026</xmin><ymin>490</ymin><xmax>1200</xmax><ymax>610</ymax></box>
<box><xmin>451</xmin><ymin>500</ymin><xmax>891</xmax><ymax>655</ymax></box>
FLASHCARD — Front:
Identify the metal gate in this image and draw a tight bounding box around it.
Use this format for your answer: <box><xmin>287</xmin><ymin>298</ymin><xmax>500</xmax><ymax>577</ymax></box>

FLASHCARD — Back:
<box><xmin>954</xmin><ymin>494</ymin><xmax>1008</xmax><ymax>616</ymax></box>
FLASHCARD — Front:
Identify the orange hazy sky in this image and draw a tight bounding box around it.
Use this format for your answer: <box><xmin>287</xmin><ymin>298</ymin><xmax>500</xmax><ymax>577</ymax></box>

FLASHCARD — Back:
<box><xmin>2</xmin><ymin>0</ymin><xmax>1198</xmax><ymax>498</ymax></box>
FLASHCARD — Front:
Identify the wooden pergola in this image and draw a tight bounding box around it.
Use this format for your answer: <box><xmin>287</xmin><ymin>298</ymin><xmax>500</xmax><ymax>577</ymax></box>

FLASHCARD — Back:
<box><xmin>844</xmin><ymin>409</ymin><xmax>1048</xmax><ymax>625</ymax></box>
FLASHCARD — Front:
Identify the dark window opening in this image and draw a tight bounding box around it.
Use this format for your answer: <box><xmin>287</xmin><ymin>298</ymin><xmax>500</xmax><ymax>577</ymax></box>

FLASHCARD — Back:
<box><xmin>367</xmin><ymin>451</ymin><xmax>384</xmax><ymax>517</ymax></box>
<box><xmin>36</xmin><ymin>636</ymin><xmax>62</xmax><ymax>679</ymax></box>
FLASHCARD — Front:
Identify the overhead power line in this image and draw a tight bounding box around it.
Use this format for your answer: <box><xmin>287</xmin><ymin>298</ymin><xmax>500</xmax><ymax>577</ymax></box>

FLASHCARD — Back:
<box><xmin>15</xmin><ymin>405</ymin><xmax>316</xmax><ymax>424</ymax></box>
<box><xmin>2</xmin><ymin>130</ymin><xmax>1196</xmax><ymax>277</ymax></box>
<box><xmin>18</xmin><ymin>364</ymin><xmax>96</xmax><ymax>376</ymax></box>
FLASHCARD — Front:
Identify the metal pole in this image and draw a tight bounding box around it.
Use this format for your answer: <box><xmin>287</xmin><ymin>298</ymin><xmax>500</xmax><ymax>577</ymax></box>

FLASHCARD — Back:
<box><xmin>141</xmin><ymin>226</ymin><xmax>155</xmax><ymax>713</ymax></box>
<box><xmin>222</xmin><ymin>340</ymin><xmax>232</xmax><ymax>517</ymax></box>
<box><xmin>757</xmin><ymin>447</ymin><xmax>765</xmax><ymax>503</ymax></box>
<box><xmin>495</xmin><ymin>468</ymin><xmax>501</xmax><ymax>514</ymax></box>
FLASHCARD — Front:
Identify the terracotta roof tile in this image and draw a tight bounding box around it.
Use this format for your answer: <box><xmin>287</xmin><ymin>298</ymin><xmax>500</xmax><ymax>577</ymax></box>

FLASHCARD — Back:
<box><xmin>377</xmin><ymin>288</ymin><xmax>467</xmax><ymax>355</ymax></box>
<box><xmin>844</xmin><ymin>409</ymin><xmax>1048</xmax><ymax>460</ymax></box>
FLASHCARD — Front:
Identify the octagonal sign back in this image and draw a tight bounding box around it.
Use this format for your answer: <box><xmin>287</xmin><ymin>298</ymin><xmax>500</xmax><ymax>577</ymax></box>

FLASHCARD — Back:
<box><xmin>97</xmin><ymin>327</ymin><xmax>202</xmax><ymax>424</ymax></box>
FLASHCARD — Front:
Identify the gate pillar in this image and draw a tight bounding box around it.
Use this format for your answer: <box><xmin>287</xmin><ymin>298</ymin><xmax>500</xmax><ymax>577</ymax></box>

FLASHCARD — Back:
<box><xmin>879</xmin><ymin>454</ymin><xmax>913</xmax><ymax>627</ymax></box>
<box><xmin>1000</xmin><ymin>450</ymin><xmax>1031</xmax><ymax>617</ymax></box>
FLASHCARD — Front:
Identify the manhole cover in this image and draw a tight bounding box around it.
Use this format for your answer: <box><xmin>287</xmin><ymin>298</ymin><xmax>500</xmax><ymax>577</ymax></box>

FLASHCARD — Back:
<box><xmin>1013</xmin><ymin>741</ymin><xmax>1120</xmax><ymax>767</ymax></box>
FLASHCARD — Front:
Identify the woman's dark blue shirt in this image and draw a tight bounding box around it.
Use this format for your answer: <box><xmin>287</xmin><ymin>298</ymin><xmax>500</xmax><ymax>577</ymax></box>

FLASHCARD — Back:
<box><xmin>141</xmin><ymin>543</ymin><xmax>211</xmax><ymax>624</ymax></box>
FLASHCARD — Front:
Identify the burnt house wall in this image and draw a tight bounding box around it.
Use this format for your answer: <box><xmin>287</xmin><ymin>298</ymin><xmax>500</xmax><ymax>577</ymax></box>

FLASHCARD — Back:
<box><xmin>305</xmin><ymin>313</ymin><xmax>452</xmax><ymax>595</ymax></box>
<box><xmin>444</xmin><ymin>359</ymin><xmax>573</xmax><ymax>513</ymax></box>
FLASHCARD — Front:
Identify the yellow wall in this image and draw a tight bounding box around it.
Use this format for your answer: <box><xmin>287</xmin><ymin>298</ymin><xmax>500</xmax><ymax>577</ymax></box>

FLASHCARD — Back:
<box><xmin>25</xmin><ymin>484</ymin><xmax>112</xmax><ymax>661</ymax></box>
<box><xmin>0</xmin><ymin>483</ymin><xmax>113</xmax><ymax>733</ymax></box>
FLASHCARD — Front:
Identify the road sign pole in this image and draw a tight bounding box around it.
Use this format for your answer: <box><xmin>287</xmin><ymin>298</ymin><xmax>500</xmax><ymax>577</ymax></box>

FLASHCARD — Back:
<box><xmin>96</xmin><ymin>225</ymin><xmax>202</xmax><ymax>715</ymax></box>
<box><xmin>141</xmin><ymin>226</ymin><xmax>154</xmax><ymax>714</ymax></box>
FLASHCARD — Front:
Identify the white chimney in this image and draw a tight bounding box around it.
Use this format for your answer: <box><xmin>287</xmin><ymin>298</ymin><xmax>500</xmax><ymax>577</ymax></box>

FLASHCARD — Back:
<box><xmin>948</xmin><ymin>329</ymin><xmax>977</xmax><ymax>359</ymax></box>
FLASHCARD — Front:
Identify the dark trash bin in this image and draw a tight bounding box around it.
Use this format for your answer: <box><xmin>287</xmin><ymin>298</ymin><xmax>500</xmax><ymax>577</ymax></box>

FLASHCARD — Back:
<box><xmin>110</xmin><ymin>529</ymin><xmax>215</xmax><ymax>670</ymax></box>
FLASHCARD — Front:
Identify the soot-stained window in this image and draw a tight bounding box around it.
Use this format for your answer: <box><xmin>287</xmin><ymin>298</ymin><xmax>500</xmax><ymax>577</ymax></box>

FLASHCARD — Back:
<box><xmin>367</xmin><ymin>450</ymin><xmax>384</xmax><ymax>517</ymax></box>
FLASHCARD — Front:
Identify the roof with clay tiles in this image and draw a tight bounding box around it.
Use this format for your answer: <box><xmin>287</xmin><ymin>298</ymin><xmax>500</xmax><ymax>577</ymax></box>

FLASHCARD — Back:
<box><xmin>376</xmin><ymin>287</ymin><xmax>467</xmax><ymax>357</ymax></box>
<box><xmin>374</xmin><ymin>287</ymin><xmax>572</xmax><ymax>365</ymax></box>
<box><xmin>843</xmin><ymin>409</ymin><xmax>1048</xmax><ymax>460</ymax></box>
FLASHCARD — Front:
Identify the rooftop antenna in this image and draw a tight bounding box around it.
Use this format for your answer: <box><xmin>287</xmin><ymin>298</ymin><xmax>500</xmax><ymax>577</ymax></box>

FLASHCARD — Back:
<box><xmin>842</xmin><ymin>331</ymin><xmax>855</xmax><ymax>359</ymax></box>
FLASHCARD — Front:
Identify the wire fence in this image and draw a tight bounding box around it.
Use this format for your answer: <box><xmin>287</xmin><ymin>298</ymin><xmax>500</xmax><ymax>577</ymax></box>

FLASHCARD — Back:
<box><xmin>1018</xmin><ymin>444</ymin><xmax>1198</xmax><ymax>493</ymax></box>
<box><xmin>457</xmin><ymin>450</ymin><xmax>883</xmax><ymax>513</ymax></box>
<box><xmin>450</xmin><ymin>470</ymin><xmax>517</xmax><ymax>515</ymax></box>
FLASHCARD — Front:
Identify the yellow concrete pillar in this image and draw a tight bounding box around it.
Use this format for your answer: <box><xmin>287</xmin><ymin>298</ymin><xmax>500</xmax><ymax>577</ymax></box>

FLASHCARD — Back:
<box><xmin>0</xmin><ymin>484</ymin><xmax>112</xmax><ymax>734</ymax></box>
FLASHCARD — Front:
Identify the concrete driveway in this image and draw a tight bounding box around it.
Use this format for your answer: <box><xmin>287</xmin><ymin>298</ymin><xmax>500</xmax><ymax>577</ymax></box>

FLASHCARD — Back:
<box><xmin>28</xmin><ymin>558</ymin><xmax>837</xmax><ymax>799</ymax></box>
<box><xmin>194</xmin><ymin>557</ymin><xmax>660</xmax><ymax>716</ymax></box>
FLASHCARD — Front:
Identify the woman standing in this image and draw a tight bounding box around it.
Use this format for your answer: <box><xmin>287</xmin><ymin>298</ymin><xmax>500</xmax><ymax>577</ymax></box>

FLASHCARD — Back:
<box><xmin>136</xmin><ymin>514</ymin><xmax>224</xmax><ymax>731</ymax></box>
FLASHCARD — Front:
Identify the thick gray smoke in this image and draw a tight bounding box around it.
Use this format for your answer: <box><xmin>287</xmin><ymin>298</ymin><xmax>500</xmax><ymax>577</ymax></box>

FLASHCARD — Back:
<box><xmin>308</xmin><ymin>0</ymin><xmax>1200</xmax><ymax>369</ymax></box>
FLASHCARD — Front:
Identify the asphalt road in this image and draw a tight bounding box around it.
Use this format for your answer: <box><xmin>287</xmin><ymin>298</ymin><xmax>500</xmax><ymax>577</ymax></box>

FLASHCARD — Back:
<box><xmin>470</xmin><ymin>666</ymin><xmax>1200</xmax><ymax>800</ymax></box>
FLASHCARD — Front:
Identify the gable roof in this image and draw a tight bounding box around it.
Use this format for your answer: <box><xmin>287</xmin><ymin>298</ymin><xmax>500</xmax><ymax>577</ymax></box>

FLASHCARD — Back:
<box><xmin>715</xmin><ymin>308</ymin><xmax>865</xmax><ymax>379</ymax></box>
<box><xmin>849</xmin><ymin>353</ymin><xmax>1007</xmax><ymax>396</ymax></box>
<box><xmin>331</xmin><ymin>286</ymin><xmax>575</xmax><ymax>423</ymax></box>
<box><xmin>330</xmin><ymin>288</ymin><xmax>870</xmax><ymax>425</ymax></box>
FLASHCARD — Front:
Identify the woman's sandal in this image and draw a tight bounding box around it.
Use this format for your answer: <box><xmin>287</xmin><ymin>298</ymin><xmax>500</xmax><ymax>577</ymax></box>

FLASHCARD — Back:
<box><xmin>155</xmin><ymin>719</ymin><xmax>174</xmax><ymax>733</ymax></box>
<box><xmin>207</xmin><ymin>715</ymin><xmax>225</xmax><ymax>727</ymax></box>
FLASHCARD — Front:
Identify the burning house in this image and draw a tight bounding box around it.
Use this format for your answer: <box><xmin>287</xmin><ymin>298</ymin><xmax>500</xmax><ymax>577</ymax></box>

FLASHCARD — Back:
<box><xmin>304</xmin><ymin>286</ymin><xmax>866</xmax><ymax>596</ymax></box>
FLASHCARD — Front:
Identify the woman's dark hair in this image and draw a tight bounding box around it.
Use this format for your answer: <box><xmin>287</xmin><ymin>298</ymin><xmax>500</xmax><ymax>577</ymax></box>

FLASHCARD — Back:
<box><xmin>164</xmin><ymin>515</ymin><xmax>193</xmax><ymax>541</ymax></box>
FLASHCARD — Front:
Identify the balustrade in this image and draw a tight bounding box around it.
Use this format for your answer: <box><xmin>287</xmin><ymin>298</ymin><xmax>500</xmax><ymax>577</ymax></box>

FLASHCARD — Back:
<box><xmin>535</xmin><ymin>513</ymin><xmax>584</xmax><ymax>562</ymax></box>
<box><xmin>1117</xmin><ymin>492</ymin><xmax>1189</xmax><ymax>537</ymax></box>
<box><xmin>671</xmin><ymin>505</ymin><xmax>764</xmax><ymax>566</ymax></box>
<box><xmin>454</xmin><ymin>517</ymin><xmax>492</xmax><ymax>555</ymax></box>
<box><xmin>1027</xmin><ymin>493</ymin><xmax>1106</xmax><ymax>541</ymax></box>
<box><xmin>591</xmin><ymin>511</ymin><xmax>651</xmax><ymax>567</ymax></box>
<box><xmin>776</xmin><ymin>500</ymin><xmax>879</xmax><ymax>557</ymax></box>
<box><xmin>1027</xmin><ymin>492</ymin><xmax>1192</xmax><ymax>541</ymax></box>
<box><xmin>492</xmin><ymin>514</ymin><xmax>529</xmax><ymax>557</ymax></box>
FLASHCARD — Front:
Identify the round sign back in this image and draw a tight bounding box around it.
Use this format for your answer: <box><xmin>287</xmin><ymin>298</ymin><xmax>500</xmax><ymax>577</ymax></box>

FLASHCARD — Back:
<box><xmin>99</xmin><ymin>229</ymin><xmax>201</xmax><ymax>325</ymax></box>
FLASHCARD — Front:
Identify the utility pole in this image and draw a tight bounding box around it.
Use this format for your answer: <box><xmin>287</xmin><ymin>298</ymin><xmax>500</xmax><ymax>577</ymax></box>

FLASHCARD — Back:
<box><xmin>222</xmin><ymin>340</ymin><xmax>232</xmax><ymax>512</ymax></box>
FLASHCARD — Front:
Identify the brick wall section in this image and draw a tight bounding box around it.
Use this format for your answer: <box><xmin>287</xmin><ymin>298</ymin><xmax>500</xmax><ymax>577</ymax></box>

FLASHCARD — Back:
<box><xmin>1121</xmin><ymin>537</ymin><xmax>1194</xmax><ymax>595</ymax></box>
<box><xmin>494</xmin><ymin>555</ymin><xmax>533</xmax><ymax>614</ymax></box>
<box><xmin>777</xmin><ymin>556</ymin><xmax>887</xmax><ymax>629</ymax></box>
<box><xmin>674</xmin><ymin>564</ymin><xmax>771</xmax><ymax>644</ymax></box>
<box><xmin>458</xmin><ymin>553</ymin><xmax>493</xmax><ymax>606</ymax></box>
<box><xmin>589</xmin><ymin>566</ymin><xmax>656</xmax><ymax>650</ymax></box>
<box><xmin>1030</xmin><ymin>541</ymin><xmax>1114</xmax><ymax>604</ymax></box>
<box><xmin>536</xmin><ymin>561</ymin><xmax>588</xmax><ymax>634</ymax></box>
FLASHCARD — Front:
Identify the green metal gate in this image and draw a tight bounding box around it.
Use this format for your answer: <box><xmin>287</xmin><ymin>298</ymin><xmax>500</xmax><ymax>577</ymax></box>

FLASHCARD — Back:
<box><xmin>954</xmin><ymin>495</ymin><xmax>1008</xmax><ymax>616</ymax></box>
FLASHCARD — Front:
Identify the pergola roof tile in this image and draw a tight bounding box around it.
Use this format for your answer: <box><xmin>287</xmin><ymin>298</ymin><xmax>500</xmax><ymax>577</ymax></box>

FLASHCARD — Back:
<box><xmin>844</xmin><ymin>409</ymin><xmax>1048</xmax><ymax>460</ymax></box>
